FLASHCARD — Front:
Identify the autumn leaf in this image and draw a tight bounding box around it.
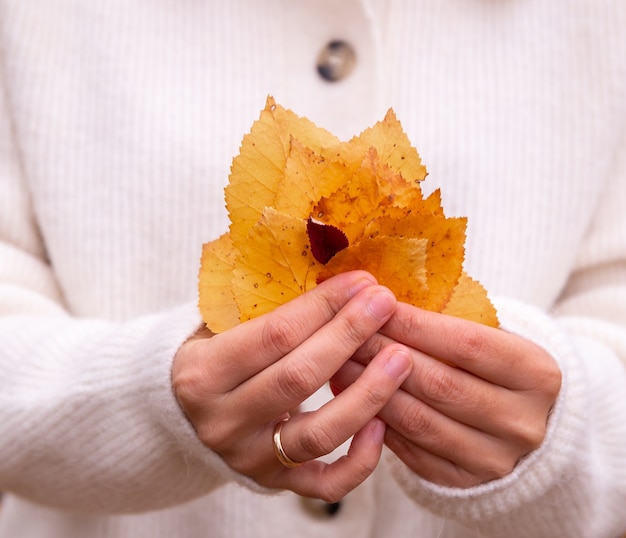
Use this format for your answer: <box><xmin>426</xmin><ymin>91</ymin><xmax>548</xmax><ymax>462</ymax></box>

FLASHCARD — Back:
<box><xmin>231</xmin><ymin>208</ymin><xmax>322</xmax><ymax>323</ymax></box>
<box><xmin>313</xmin><ymin>148</ymin><xmax>425</xmax><ymax>242</ymax></box>
<box><xmin>226</xmin><ymin>97</ymin><xmax>340</xmax><ymax>247</ymax></box>
<box><xmin>363</xmin><ymin>210</ymin><xmax>467</xmax><ymax>312</ymax></box>
<box><xmin>325</xmin><ymin>109</ymin><xmax>428</xmax><ymax>182</ymax></box>
<box><xmin>443</xmin><ymin>272</ymin><xmax>499</xmax><ymax>327</ymax></box>
<box><xmin>198</xmin><ymin>233</ymin><xmax>239</xmax><ymax>333</ymax></box>
<box><xmin>274</xmin><ymin>137</ymin><xmax>350</xmax><ymax>218</ymax></box>
<box><xmin>306</xmin><ymin>218</ymin><xmax>349</xmax><ymax>264</ymax></box>
<box><xmin>199</xmin><ymin>98</ymin><xmax>499</xmax><ymax>332</ymax></box>
<box><xmin>318</xmin><ymin>236</ymin><xmax>429</xmax><ymax>306</ymax></box>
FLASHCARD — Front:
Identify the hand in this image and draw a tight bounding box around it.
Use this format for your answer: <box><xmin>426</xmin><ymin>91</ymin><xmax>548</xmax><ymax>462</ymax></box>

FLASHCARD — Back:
<box><xmin>172</xmin><ymin>271</ymin><xmax>413</xmax><ymax>502</ymax></box>
<box><xmin>330</xmin><ymin>302</ymin><xmax>562</xmax><ymax>488</ymax></box>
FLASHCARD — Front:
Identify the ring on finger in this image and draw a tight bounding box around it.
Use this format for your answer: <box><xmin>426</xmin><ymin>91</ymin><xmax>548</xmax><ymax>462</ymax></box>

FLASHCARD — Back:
<box><xmin>273</xmin><ymin>418</ymin><xmax>302</xmax><ymax>469</ymax></box>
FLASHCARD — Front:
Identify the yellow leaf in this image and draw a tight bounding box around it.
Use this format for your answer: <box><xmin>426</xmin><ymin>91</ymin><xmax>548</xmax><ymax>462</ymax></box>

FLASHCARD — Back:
<box><xmin>199</xmin><ymin>99</ymin><xmax>498</xmax><ymax>332</ymax></box>
<box><xmin>334</xmin><ymin>109</ymin><xmax>428</xmax><ymax>182</ymax></box>
<box><xmin>198</xmin><ymin>233</ymin><xmax>240</xmax><ymax>333</ymax></box>
<box><xmin>232</xmin><ymin>208</ymin><xmax>322</xmax><ymax>322</ymax></box>
<box><xmin>226</xmin><ymin>97</ymin><xmax>340</xmax><ymax>246</ymax></box>
<box><xmin>443</xmin><ymin>272</ymin><xmax>500</xmax><ymax>327</ymax></box>
<box><xmin>274</xmin><ymin>137</ymin><xmax>350</xmax><ymax>218</ymax></box>
<box><xmin>360</xmin><ymin>109</ymin><xmax>427</xmax><ymax>181</ymax></box>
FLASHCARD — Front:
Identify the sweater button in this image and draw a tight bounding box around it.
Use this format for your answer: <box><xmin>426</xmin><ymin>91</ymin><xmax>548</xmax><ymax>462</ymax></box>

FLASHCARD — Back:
<box><xmin>300</xmin><ymin>497</ymin><xmax>343</xmax><ymax>518</ymax></box>
<box><xmin>316</xmin><ymin>40</ymin><xmax>356</xmax><ymax>82</ymax></box>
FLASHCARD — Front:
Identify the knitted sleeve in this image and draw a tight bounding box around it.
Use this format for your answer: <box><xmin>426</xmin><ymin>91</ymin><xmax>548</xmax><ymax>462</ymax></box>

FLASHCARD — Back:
<box><xmin>384</xmin><ymin>139</ymin><xmax>626</xmax><ymax>537</ymax></box>
<box><xmin>0</xmin><ymin>56</ymin><xmax>260</xmax><ymax>515</ymax></box>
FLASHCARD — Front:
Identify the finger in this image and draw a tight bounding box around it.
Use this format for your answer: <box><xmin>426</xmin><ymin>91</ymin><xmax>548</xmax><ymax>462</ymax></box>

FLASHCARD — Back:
<box><xmin>384</xmin><ymin>428</ymin><xmax>508</xmax><ymax>488</ymax></box>
<box><xmin>342</xmin><ymin>338</ymin><xmax>508</xmax><ymax>430</ymax></box>
<box><xmin>202</xmin><ymin>271</ymin><xmax>378</xmax><ymax>390</ymax></box>
<box><xmin>275</xmin><ymin>345</ymin><xmax>412</xmax><ymax>463</ymax></box>
<box><xmin>399</xmin><ymin>351</ymin><xmax>550</xmax><ymax>444</ymax></box>
<box><xmin>231</xmin><ymin>285</ymin><xmax>399</xmax><ymax>422</ymax></box>
<box><xmin>381</xmin><ymin>303</ymin><xmax>551</xmax><ymax>391</ymax></box>
<box><xmin>336</xmin><ymin>348</ymin><xmax>546</xmax><ymax>444</ymax></box>
<box><xmin>332</xmin><ymin>360</ymin><xmax>537</xmax><ymax>474</ymax></box>
<box><xmin>272</xmin><ymin>418</ymin><xmax>387</xmax><ymax>503</ymax></box>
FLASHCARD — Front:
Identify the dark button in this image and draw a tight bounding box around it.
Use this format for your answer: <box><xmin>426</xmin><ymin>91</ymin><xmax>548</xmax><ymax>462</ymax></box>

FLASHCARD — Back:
<box><xmin>300</xmin><ymin>497</ymin><xmax>343</xmax><ymax>518</ymax></box>
<box><xmin>316</xmin><ymin>40</ymin><xmax>356</xmax><ymax>82</ymax></box>
<box><xmin>326</xmin><ymin>502</ymin><xmax>342</xmax><ymax>516</ymax></box>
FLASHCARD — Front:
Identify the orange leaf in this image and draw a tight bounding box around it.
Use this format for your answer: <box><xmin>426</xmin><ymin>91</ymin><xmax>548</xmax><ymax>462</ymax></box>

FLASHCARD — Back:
<box><xmin>318</xmin><ymin>236</ymin><xmax>429</xmax><ymax>306</ymax></box>
<box><xmin>364</xmin><ymin>211</ymin><xmax>467</xmax><ymax>312</ymax></box>
<box><xmin>313</xmin><ymin>148</ymin><xmax>423</xmax><ymax>242</ymax></box>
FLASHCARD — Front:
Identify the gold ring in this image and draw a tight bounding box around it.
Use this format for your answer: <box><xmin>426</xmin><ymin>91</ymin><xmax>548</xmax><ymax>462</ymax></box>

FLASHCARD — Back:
<box><xmin>273</xmin><ymin>418</ymin><xmax>302</xmax><ymax>468</ymax></box>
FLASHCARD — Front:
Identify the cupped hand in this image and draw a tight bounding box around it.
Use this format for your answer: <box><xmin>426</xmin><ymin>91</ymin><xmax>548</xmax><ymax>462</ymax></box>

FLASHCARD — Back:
<box><xmin>330</xmin><ymin>302</ymin><xmax>562</xmax><ymax>488</ymax></box>
<box><xmin>172</xmin><ymin>271</ymin><xmax>413</xmax><ymax>502</ymax></box>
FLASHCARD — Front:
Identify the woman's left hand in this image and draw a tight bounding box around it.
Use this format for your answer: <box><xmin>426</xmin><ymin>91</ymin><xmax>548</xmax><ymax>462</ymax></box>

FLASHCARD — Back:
<box><xmin>330</xmin><ymin>302</ymin><xmax>562</xmax><ymax>488</ymax></box>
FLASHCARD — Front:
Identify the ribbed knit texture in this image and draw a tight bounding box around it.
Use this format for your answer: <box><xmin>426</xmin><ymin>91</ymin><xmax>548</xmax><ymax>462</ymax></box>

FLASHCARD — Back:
<box><xmin>1</xmin><ymin>1</ymin><xmax>625</xmax><ymax>537</ymax></box>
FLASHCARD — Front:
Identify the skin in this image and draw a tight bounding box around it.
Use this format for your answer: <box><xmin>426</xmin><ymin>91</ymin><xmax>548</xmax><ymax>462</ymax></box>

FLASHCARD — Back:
<box><xmin>331</xmin><ymin>302</ymin><xmax>562</xmax><ymax>488</ymax></box>
<box><xmin>172</xmin><ymin>271</ymin><xmax>413</xmax><ymax>503</ymax></box>
<box><xmin>173</xmin><ymin>271</ymin><xmax>561</xmax><ymax>499</ymax></box>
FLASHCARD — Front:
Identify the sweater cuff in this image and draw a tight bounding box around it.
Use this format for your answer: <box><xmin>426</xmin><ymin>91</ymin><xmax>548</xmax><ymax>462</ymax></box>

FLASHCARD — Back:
<box><xmin>142</xmin><ymin>302</ymin><xmax>278</xmax><ymax>497</ymax></box>
<box><xmin>384</xmin><ymin>296</ymin><xmax>587</xmax><ymax>521</ymax></box>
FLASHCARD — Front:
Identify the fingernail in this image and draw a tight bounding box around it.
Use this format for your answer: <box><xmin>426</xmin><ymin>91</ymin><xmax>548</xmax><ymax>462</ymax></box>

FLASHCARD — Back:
<box><xmin>367</xmin><ymin>290</ymin><xmax>396</xmax><ymax>320</ymax></box>
<box><xmin>384</xmin><ymin>351</ymin><xmax>411</xmax><ymax>380</ymax></box>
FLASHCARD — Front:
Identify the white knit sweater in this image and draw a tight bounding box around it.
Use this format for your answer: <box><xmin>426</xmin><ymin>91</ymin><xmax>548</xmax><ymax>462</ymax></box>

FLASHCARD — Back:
<box><xmin>1</xmin><ymin>1</ymin><xmax>625</xmax><ymax>537</ymax></box>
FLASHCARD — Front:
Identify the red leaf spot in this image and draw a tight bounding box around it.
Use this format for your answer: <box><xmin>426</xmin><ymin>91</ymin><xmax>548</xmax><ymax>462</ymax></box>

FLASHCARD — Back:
<box><xmin>306</xmin><ymin>218</ymin><xmax>349</xmax><ymax>264</ymax></box>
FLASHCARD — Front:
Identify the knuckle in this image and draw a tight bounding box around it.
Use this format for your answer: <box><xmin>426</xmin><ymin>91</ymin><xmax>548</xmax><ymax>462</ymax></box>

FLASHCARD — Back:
<box><xmin>483</xmin><ymin>458</ymin><xmax>517</xmax><ymax>481</ymax></box>
<box><xmin>538</xmin><ymin>360</ymin><xmax>563</xmax><ymax>397</ymax></box>
<box><xmin>333</xmin><ymin>314</ymin><xmax>369</xmax><ymax>346</ymax></box>
<box><xmin>262</xmin><ymin>314</ymin><xmax>302</xmax><ymax>357</ymax></box>
<box><xmin>278</xmin><ymin>360</ymin><xmax>321</xmax><ymax>402</ymax></box>
<box><xmin>171</xmin><ymin>356</ymin><xmax>211</xmax><ymax>412</ymax></box>
<box><xmin>454</xmin><ymin>326</ymin><xmax>487</xmax><ymax>363</ymax></box>
<box><xmin>398</xmin><ymin>404</ymin><xmax>434</xmax><ymax>440</ymax></box>
<box><xmin>362</xmin><ymin>385</ymin><xmax>388</xmax><ymax>411</ymax></box>
<box><xmin>171</xmin><ymin>370</ymin><xmax>203</xmax><ymax>409</ymax></box>
<box><xmin>196</xmin><ymin>422</ymin><xmax>221</xmax><ymax>449</ymax></box>
<box><xmin>422</xmin><ymin>365</ymin><xmax>463</xmax><ymax>404</ymax></box>
<box><xmin>465</xmin><ymin>448</ymin><xmax>518</xmax><ymax>482</ymax></box>
<box><xmin>171</xmin><ymin>340</ymin><xmax>223</xmax><ymax>409</ymax></box>
<box><xmin>296</xmin><ymin>422</ymin><xmax>337</xmax><ymax>458</ymax></box>
<box><xmin>509</xmin><ymin>419</ymin><xmax>546</xmax><ymax>450</ymax></box>
<box><xmin>196</xmin><ymin>421</ymin><xmax>230</xmax><ymax>451</ymax></box>
<box><xmin>521</xmin><ymin>341</ymin><xmax>563</xmax><ymax>397</ymax></box>
<box><xmin>397</xmin><ymin>309</ymin><xmax>418</xmax><ymax>341</ymax></box>
<box><xmin>495</xmin><ymin>404</ymin><xmax>548</xmax><ymax>453</ymax></box>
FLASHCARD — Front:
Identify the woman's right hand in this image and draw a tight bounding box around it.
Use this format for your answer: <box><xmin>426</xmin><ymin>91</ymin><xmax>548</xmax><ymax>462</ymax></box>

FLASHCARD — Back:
<box><xmin>171</xmin><ymin>271</ymin><xmax>413</xmax><ymax>502</ymax></box>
